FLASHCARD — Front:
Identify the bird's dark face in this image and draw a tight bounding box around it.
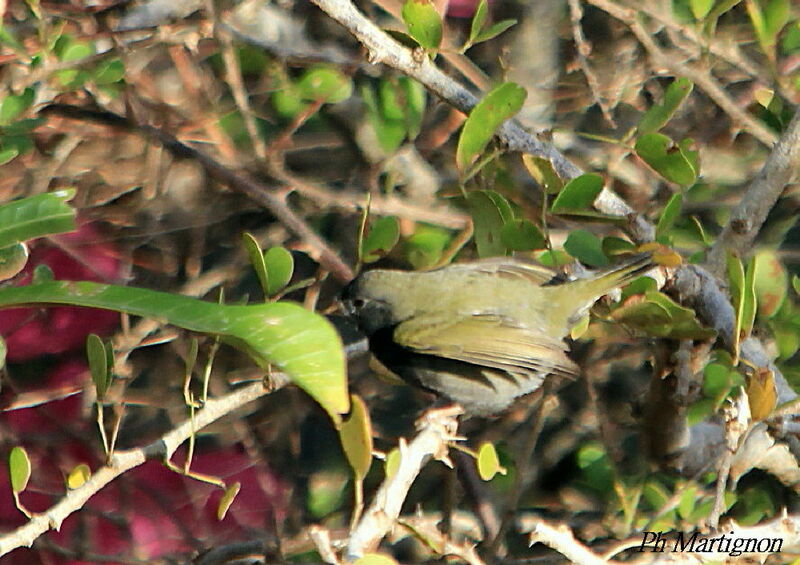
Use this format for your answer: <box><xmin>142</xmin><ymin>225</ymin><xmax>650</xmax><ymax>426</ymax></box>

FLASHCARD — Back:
<box><xmin>341</xmin><ymin>275</ymin><xmax>400</xmax><ymax>337</ymax></box>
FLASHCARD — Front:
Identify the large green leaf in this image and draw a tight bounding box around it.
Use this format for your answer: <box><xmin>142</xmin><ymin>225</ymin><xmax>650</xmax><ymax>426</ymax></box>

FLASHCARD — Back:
<box><xmin>0</xmin><ymin>281</ymin><xmax>349</xmax><ymax>421</ymax></box>
<box><xmin>0</xmin><ymin>190</ymin><xmax>77</xmax><ymax>249</ymax></box>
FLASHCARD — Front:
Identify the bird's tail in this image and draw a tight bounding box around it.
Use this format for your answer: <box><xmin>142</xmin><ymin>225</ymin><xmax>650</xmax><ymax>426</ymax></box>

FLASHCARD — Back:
<box><xmin>581</xmin><ymin>252</ymin><xmax>656</xmax><ymax>299</ymax></box>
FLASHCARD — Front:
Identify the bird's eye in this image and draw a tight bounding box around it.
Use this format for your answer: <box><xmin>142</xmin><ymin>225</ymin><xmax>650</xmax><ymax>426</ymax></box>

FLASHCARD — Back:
<box><xmin>352</xmin><ymin>298</ymin><xmax>366</xmax><ymax>309</ymax></box>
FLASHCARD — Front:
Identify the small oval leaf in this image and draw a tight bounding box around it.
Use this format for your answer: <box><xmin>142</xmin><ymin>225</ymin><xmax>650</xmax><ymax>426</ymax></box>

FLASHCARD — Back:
<box><xmin>66</xmin><ymin>463</ymin><xmax>91</xmax><ymax>489</ymax></box>
<box><xmin>339</xmin><ymin>394</ymin><xmax>374</xmax><ymax>480</ymax></box>
<box><xmin>361</xmin><ymin>217</ymin><xmax>400</xmax><ymax>264</ymax></box>
<box><xmin>86</xmin><ymin>334</ymin><xmax>111</xmax><ymax>399</ymax></box>
<box><xmin>264</xmin><ymin>246</ymin><xmax>294</xmax><ymax>296</ymax></box>
<box><xmin>456</xmin><ymin>82</ymin><xmax>526</xmax><ymax>172</ymax></box>
<box><xmin>402</xmin><ymin>0</ymin><xmax>443</xmax><ymax>51</ymax></box>
<box><xmin>242</xmin><ymin>232</ymin><xmax>269</xmax><ymax>299</ymax></box>
<box><xmin>477</xmin><ymin>442</ymin><xmax>506</xmax><ymax>481</ymax></box>
<box><xmin>564</xmin><ymin>229</ymin><xmax>609</xmax><ymax>267</ymax></box>
<box><xmin>551</xmin><ymin>173</ymin><xmax>604</xmax><ymax>213</ymax></box>
<box><xmin>9</xmin><ymin>446</ymin><xmax>31</xmax><ymax>494</ymax></box>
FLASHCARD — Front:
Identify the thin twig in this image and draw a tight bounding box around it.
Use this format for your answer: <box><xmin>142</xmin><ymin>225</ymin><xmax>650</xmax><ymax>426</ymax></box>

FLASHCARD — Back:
<box><xmin>0</xmin><ymin>381</ymin><xmax>273</xmax><ymax>556</ymax></box>
<box><xmin>39</xmin><ymin>103</ymin><xmax>355</xmax><ymax>283</ymax></box>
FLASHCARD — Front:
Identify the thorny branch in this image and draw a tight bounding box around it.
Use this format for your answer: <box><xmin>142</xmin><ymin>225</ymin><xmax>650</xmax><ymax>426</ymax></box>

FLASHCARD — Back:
<box><xmin>0</xmin><ymin>381</ymin><xmax>273</xmax><ymax>556</ymax></box>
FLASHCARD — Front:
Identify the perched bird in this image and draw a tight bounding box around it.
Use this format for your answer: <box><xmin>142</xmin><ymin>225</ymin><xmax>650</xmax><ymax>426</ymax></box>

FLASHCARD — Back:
<box><xmin>342</xmin><ymin>253</ymin><xmax>655</xmax><ymax>416</ymax></box>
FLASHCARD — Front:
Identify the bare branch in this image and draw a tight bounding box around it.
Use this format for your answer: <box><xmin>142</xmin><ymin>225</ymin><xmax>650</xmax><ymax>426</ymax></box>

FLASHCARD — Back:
<box><xmin>346</xmin><ymin>407</ymin><xmax>462</xmax><ymax>560</ymax></box>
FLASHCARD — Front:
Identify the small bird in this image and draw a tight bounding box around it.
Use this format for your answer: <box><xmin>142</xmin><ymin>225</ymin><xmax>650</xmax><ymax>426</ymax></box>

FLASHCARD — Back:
<box><xmin>342</xmin><ymin>253</ymin><xmax>655</xmax><ymax>416</ymax></box>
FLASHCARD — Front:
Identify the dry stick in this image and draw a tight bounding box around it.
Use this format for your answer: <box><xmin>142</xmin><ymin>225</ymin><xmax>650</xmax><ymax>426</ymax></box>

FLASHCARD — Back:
<box><xmin>40</xmin><ymin>104</ymin><xmax>354</xmax><ymax>283</ymax></box>
<box><xmin>706</xmin><ymin>108</ymin><xmax>800</xmax><ymax>276</ymax></box>
<box><xmin>307</xmin><ymin>0</ymin><xmax>655</xmax><ymax>243</ymax></box>
<box><xmin>346</xmin><ymin>407</ymin><xmax>462</xmax><ymax>560</ymax></box>
<box><xmin>587</xmin><ymin>0</ymin><xmax>778</xmax><ymax>147</ymax></box>
<box><xmin>0</xmin><ymin>381</ymin><xmax>273</xmax><ymax>556</ymax></box>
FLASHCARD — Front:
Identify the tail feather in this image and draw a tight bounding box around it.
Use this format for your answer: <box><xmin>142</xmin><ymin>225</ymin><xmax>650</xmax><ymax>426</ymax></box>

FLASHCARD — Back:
<box><xmin>581</xmin><ymin>252</ymin><xmax>656</xmax><ymax>298</ymax></box>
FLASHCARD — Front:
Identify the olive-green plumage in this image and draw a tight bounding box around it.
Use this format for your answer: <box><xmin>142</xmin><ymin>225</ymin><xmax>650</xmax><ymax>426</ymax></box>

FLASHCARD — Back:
<box><xmin>342</xmin><ymin>254</ymin><xmax>654</xmax><ymax>416</ymax></box>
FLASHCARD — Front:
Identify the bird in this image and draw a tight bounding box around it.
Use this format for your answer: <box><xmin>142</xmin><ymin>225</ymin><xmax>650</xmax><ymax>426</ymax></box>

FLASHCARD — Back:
<box><xmin>341</xmin><ymin>253</ymin><xmax>655</xmax><ymax>416</ymax></box>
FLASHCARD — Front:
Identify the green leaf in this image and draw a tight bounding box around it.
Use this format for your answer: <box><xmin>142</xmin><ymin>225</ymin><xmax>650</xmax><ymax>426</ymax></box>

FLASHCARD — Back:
<box><xmin>217</xmin><ymin>482</ymin><xmax>241</xmax><ymax>520</ymax></box>
<box><xmin>404</xmin><ymin>225</ymin><xmax>451</xmax><ymax>269</ymax></box>
<box><xmin>477</xmin><ymin>442</ymin><xmax>506</xmax><ymax>481</ymax></box>
<box><xmin>500</xmin><ymin>219</ymin><xmax>545</xmax><ymax>251</ymax></box>
<box><xmin>456</xmin><ymin>82</ymin><xmax>526</xmax><ymax>172</ymax></box>
<box><xmin>793</xmin><ymin>274</ymin><xmax>800</xmax><ymax>296</ymax></box>
<box><xmin>361</xmin><ymin>217</ymin><xmax>400</xmax><ymax>264</ymax></box>
<box><xmin>551</xmin><ymin>173</ymin><xmax>603</xmax><ymax>213</ymax></box>
<box><xmin>727</xmin><ymin>253</ymin><xmax>755</xmax><ymax>357</ymax></box>
<box><xmin>522</xmin><ymin>154</ymin><xmax>564</xmax><ymax>194</ymax></box>
<box><xmin>264</xmin><ymin>247</ymin><xmax>294</xmax><ymax>297</ymax></box>
<box><xmin>0</xmin><ymin>147</ymin><xmax>19</xmax><ymax>165</ymax></box>
<box><xmin>0</xmin><ymin>88</ymin><xmax>35</xmax><ymax>126</ymax></box>
<box><xmin>402</xmin><ymin>0</ymin><xmax>443</xmax><ymax>51</ymax></box>
<box><xmin>363</xmin><ymin>83</ymin><xmax>406</xmax><ymax>154</ymax></box>
<box><xmin>0</xmin><ymin>190</ymin><xmax>77</xmax><ymax>249</ymax></box>
<box><xmin>564</xmin><ymin>229</ymin><xmax>609</xmax><ymax>267</ymax></box>
<box><xmin>690</xmin><ymin>0</ymin><xmax>714</xmax><ymax>19</ymax></box>
<box><xmin>469</xmin><ymin>0</ymin><xmax>489</xmax><ymax>44</ymax></box>
<box><xmin>752</xmin><ymin>249</ymin><xmax>787</xmax><ymax>318</ymax></box>
<box><xmin>296</xmin><ymin>66</ymin><xmax>353</xmax><ymax>104</ymax></box>
<box><xmin>338</xmin><ymin>394</ymin><xmax>373</xmax><ymax>480</ymax></box>
<box><xmin>474</xmin><ymin>19</ymin><xmax>517</xmax><ymax>44</ymax></box>
<box><xmin>677</xmin><ymin>484</ymin><xmax>698</xmax><ymax>520</ymax></box>
<box><xmin>656</xmin><ymin>193</ymin><xmax>683</xmax><ymax>238</ymax></box>
<box><xmin>635</xmin><ymin>133</ymin><xmax>698</xmax><ymax>185</ymax></box>
<box><xmin>86</xmin><ymin>334</ymin><xmax>113</xmax><ymax>400</ymax></box>
<box><xmin>612</xmin><ymin>291</ymin><xmax>716</xmax><ymax>340</ymax></box>
<box><xmin>638</xmin><ymin>78</ymin><xmax>694</xmax><ymax>134</ymax></box>
<box><xmin>0</xmin><ymin>282</ymin><xmax>349</xmax><ymax>422</ymax></box>
<box><xmin>242</xmin><ymin>232</ymin><xmax>270</xmax><ymax>299</ymax></box>
<box><xmin>401</xmin><ymin>77</ymin><xmax>427</xmax><ymax>139</ymax></box>
<box><xmin>602</xmin><ymin>236</ymin><xmax>636</xmax><ymax>258</ymax></box>
<box><xmin>467</xmin><ymin>190</ymin><xmax>514</xmax><ymax>257</ymax></box>
<box><xmin>0</xmin><ymin>243</ymin><xmax>28</xmax><ymax>281</ymax></box>
<box><xmin>92</xmin><ymin>59</ymin><xmax>125</xmax><ymax>85</ymax></box>
<box><xmin>9</xmin><ymin>446</ymin><xmax>30</xmax><ymax>494</ymax></box>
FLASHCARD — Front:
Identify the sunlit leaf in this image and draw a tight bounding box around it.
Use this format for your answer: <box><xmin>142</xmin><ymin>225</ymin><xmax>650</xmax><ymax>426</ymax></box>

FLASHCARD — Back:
<box><xmin>477</xmin><ymin>442</ymin><xmax>506</xmax><ymax>481</ymax></box>
<box><xmin>0</xmin><ymin>282</ymin><xmax>349</xmax><ymax>421</ymax></box>
<box><xmin>264</xmin><ymin>247</ymin><xmax>294</xmax><ymax>296</ymax></box>
<box><xmin>402</xmin><ymin>0</ymin><xmax>443</xmax><ymax>51</ymax></box>
<box><xmin>522</xmin><ymin>154</ymin><xmax>564</xmax><ymax>194</ymax></box>
<box><xmin>752</xmin><ymin>249</ymin><xmax>787</xmax><ymax>318</ymax></box>
<box><xmin>456</xmin><ymin>82</ymin><xmax>526</xmax><ymax>172</ymax></box>
<box><xmin>747</xmin><ymin>367</ymin><xmax>777</xmax><ymax>421</ymax></box>
<box><xmin>66</xmin><ymin>463</ymin><xmax>91</xmax><ymax>489</ymax></box>
<box><xmin>0</xmin><ymin>88</ymin><xmax>35</xmax><ymax>126</ymax></box>
<box><xmin>0</xmin><ymin>243</ymin><xmax>28</xmax><ymax>281</ymax></box>
<box><xmin>0</xmin><ymin>190</ymin><xmax>77</xmax><ymax>250</ymax></box>
<box><xmin>217</xmin><ymin>482</ymin><xmax>241</xmax><ymax>520</ymax></box>
<box><xmin>9</xmin><ymin>446</ymin><xmax>30</xmax><ymax>494</ymax></box>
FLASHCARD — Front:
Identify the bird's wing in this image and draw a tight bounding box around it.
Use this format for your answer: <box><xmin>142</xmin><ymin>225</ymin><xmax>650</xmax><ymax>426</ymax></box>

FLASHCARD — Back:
<box><xmin>393</xmin><ymin>314</ymin><xmax>579</xmax><ymax>379</ymax></box>
<box><xmin>454</xmin><ymin>256</ymin><xmax>558</xmax><ymax>285</ymax></box>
